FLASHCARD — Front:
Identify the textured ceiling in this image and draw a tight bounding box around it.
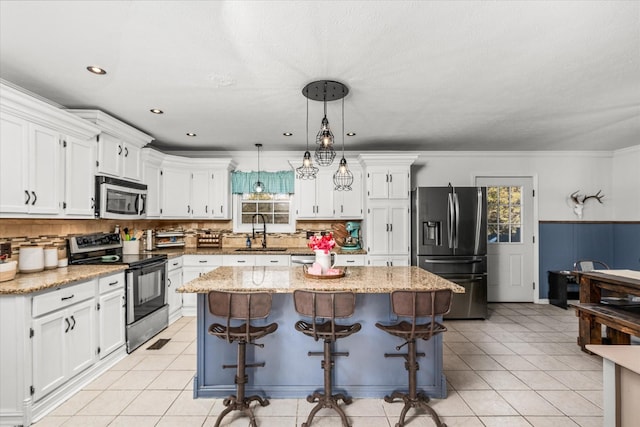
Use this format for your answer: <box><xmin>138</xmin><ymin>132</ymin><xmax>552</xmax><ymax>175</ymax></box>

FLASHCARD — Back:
<box><xmin>0</xmin><ymin>1</ymin><xmax>638</xmax><ymax>153</ymax></box>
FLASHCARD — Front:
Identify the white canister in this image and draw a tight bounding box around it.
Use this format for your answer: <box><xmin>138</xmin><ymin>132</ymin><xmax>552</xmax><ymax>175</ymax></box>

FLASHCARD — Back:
<box><xmin>44</xmin><ymin>247</ymin><xmax>58</xmax><ymax>270</ymax></box>
<box><xmin>18</xmin><ymin>246</ymin><xmax>45</xmax><ymax>273</ymax></box>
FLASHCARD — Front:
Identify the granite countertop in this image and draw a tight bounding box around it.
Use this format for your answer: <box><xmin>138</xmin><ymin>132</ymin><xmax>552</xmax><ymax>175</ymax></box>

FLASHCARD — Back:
<box><xmin>177</xmin><ymin>266</ymin><xmax>465</xmax><ymax>294</ymax></box>
<box><xmin>0</xmin><ymin>265</ymin><xmax>128</xmax><ymax>295</ymax></box>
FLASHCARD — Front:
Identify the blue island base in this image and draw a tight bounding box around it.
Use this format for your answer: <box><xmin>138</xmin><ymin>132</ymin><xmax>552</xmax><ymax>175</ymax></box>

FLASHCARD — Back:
<box><xmin>193</xmin><ymin>293</ymin><xmax>448</xmax><ymax>399</ymax></box>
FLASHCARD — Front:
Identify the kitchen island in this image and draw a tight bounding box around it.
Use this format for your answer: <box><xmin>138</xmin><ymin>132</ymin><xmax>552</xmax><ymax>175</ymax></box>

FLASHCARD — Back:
<box><xmin>178</xmin><ymin>265</ymin><xmax>464</xmax><ymax>399</ymax></box>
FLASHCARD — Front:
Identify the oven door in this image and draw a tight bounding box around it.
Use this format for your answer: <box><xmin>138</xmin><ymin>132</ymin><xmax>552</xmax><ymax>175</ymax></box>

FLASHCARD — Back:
<box><xmin>126</xmin><ymin>260</ymin><xmax>167</xmax><ymax>325</ymax></box>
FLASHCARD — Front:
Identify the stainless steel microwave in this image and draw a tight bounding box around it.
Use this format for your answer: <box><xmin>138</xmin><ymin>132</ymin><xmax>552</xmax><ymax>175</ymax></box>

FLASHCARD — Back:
<box><xmin>95</xmin><ymin>176</ymin><xmax>147</xmax><ymax>219</ymax></box>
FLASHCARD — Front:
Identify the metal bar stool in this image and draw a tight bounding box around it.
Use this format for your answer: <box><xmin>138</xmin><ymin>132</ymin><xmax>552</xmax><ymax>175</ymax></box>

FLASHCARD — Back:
<box><xmin>375</xmin><ymin>289</ymin><xmax>453</xmax><ymax>427</ymax></box>
<box><xmin>207</xmin><ymin>291</ymin><xmax>278</xmax><ymax>427</ymax></box>
<box><xmin>293</xmin><ymin>290</ymin><xmax>362</xmax><ymax>427</ymax></box>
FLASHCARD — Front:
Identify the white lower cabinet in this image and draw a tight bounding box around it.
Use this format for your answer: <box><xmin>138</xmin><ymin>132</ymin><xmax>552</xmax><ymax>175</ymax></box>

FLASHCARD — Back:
<box><xmin>32</xmin><ymin>286</ymin><xmax>97</xmax><ymax>401</ymax></box>
<box><xmin>366</xmin><ymin>255</ymin><xmax>410</xmax><ymax>267</ymax></box>
<box><xmin>98</xmin><ymin>273</ymin><xmax>125</xmax><ymax>359</ymax></box>
<box><xmin>0</xmin><ymin>273</ymin><xmax>128</xmax><ymax>426</ymax></box>
<box><xmin>334</xmin><ymin>254</ymin><xmax>366</xmax><ymax>266</ymax></box>
<box><xmin>167</xmin><ymin>257</ymin><xmax>184</xmax><ymax>323</ymax></box>
<box><xmin>182</xmin><ymin>255</ymin><xmax>222</xmax><ymax>316</ymax></box>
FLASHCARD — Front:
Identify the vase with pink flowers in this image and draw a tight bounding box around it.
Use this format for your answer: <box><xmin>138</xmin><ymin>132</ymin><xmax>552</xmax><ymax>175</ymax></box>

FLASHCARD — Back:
<box><xmin>307</xmin><ymin>233</ymin><xmax>337</xmax><ymax>275</ymax></box>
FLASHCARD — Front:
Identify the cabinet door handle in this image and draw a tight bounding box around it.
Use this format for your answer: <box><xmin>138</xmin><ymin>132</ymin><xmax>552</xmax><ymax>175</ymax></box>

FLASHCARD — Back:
<box><xmin>64</xmin><ymin>318</ymin><xmax>71</xmax><ymax>333</ymax></box>
<box><xmin>389</xmin><ymin>224</ymin><xmax>393</xmax><ymax>232</ymax></box>
<box><xmin>31</xmin><ymin>191</ymin><xmax>37</xmax><ymax>205</ymax></box>
<box><xmin>386</xmin><ymin>174</ymin><xmax>389</xmax><ymax>182</ymax></box>
<box><xmin>91</xmin><ymin>197</ymin><xmax>95</xmax><ymax>208</ymax></box>
<box><xmin>237</xmin><ymin>260</ymin><xmax>246</xmax><ymax>263</ymax></box>
<box><xmin>341</xmin><ymin>205</ymin><xmax>343</xmax><ymax>213</ymax></box>
<box><xmin>389</xmin><ymin>174</ymin><xmax>392</xmax><ymax>182</ymax></box>
<box><xmin>172</xmin><ymin>262</ymin><xmax>179</xmax><ymax>266</ymax></box>
<box><xmin>118</xmin><ymin>145</ymin><xmax>122</xmax><ymax>155</ymax></box>
<box><xmin>205</xmin><ymin>205</ymin><xmax>208</xmax><ymax>213</ymax></box>
<box><xmin>70</xmin><ymin>315</ymin><xmax>76</xmax><ymax>330</ymax></box>
<box><xmin>199</xmin><ymin>260</ymin><xmax>207</xmax><ymax>263</ymax></box>
<box><xmin>270</xmin><ymin>260</ymin><xmax>279</xmax><ymax>263</ymax></box>
<box><xmin>61</xmin><ymin>294</ymin><xmax>75</xmax><ymax>301</ymax></box>
<box><xmin>108</xmin><ymin>280</ymin><xmax>119</xmax><ymax>286</ymax></box>
<box><xmin>124</xmin><ymin>147</ymin><xmax>129</xmax><ymax>157</ymax></box>
<box><xmin>220</xmin><ymin>205</ymin><xmax>223</xmax><ymax>213</ymax></box>
<box><xmin>187</xmin><ymin>205</ymin><xmax>191</xmax><ymax>213</ymax></box>
<box><xmin>25</xmin><ymin>190</ymin><xmax>30</xmax><ymax>205</ymax></box>
<box><xmin>386</xmin><ymin>224</ymin><xmax>389</xmax><ymax>232</ymax></box>
<box><xmin>168</xmin><ymin>278</ymin><xmax>172</xmax><ymax>287</ymax></box>
<box><xmin>346</xmin><ymin>260</ymin><xmax>355</xmax><ymax>263</ymax></box>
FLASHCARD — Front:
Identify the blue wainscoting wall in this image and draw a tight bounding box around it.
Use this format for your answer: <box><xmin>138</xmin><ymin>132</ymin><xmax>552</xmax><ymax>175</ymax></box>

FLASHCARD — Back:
<box><xmin>538</xmin><ymin>222</ymin><xmax>640</xmax><ymax>300</ymax></box>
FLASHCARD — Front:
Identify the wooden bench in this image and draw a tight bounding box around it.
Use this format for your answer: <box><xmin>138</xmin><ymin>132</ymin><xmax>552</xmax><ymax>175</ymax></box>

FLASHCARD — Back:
<box><xmin>572</xmin><ymin>303</ymin><xmax>640</xmax><ymax>350</ymax></box>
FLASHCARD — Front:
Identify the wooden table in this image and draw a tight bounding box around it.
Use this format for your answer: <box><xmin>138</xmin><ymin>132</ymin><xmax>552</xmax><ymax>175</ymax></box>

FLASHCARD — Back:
<box><xmin>178</xmin><ymin>266</ymin><xmax>464</xmax><ymax>399</ymax></box>
<box><xmin>572</xmin><ymin>270</ymin><xmax>640</xmax><ymax>352</ymax></box>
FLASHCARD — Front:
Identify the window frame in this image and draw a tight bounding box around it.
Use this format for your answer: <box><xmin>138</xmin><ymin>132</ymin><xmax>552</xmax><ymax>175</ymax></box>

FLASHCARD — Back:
<box><xmin>232</xmin><ymin>193</ymin><xmax>296</xmax><ymax>234</ymax></box>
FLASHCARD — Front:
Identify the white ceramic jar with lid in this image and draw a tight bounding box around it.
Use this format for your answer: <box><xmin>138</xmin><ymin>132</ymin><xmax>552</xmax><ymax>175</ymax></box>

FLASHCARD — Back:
<box><xmin>44</xmin><ymin>246</ymin><xmax>58</xmax><ymax>270</ymax></box>
<box><xmin>18</xmin><ymin>246</ymin><xmax>45</xmax><ymax>273</ymax></box>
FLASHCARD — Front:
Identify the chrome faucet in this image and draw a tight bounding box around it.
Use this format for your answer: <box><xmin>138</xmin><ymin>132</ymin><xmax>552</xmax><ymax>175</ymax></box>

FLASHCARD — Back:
<box><xmin>252</xmin><ymin>213</ymin><xmax>267</xmax><ymax>248</ymax></box>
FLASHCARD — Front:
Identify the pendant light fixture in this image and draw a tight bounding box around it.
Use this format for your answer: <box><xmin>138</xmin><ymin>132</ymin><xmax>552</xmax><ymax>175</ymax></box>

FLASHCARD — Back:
<box><xmin>302</xmin><ymin>80</ymin><xmax>349</xmax><ymax>167</ymax></box>
<box><xmin>296</xmin><ymin>96</ymin><xmax>319</xmax><ymax>179</ymax></box>
<box><xmin>253</xmin><ymin>143</ymin><xmax>265</xmax><ymax>193</ymax></box>
<box><xmin>333</xmin><ymin>97</ymin><xmax>353</xmax><ymax>191</ymax></box>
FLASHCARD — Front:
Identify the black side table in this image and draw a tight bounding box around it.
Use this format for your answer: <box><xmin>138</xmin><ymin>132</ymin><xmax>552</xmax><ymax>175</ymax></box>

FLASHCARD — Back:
<box><xmin>548</xmin><ymin>271</ymin><xmax>579</xmax><ymax>309</ymax></box>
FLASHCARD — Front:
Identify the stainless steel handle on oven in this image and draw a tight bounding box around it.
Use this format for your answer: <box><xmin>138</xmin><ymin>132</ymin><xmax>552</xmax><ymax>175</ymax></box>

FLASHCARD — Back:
<box><xmin>126</xmin><ymin>271</ymin><xmax>135</xmax><ymax>325</ymax></box>
<box><xmin>454</xmin><ymin>193</ymin><xmax>460</xmax><ymax>249</ymax></box>
<box><xmin>422</xmin><ymin>259</ymin><xmax>483</xmax><ymax>264</ymax></box>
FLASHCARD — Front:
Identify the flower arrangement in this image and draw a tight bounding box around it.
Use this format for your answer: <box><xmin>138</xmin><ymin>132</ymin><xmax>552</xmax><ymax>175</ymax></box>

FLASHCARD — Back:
<box><xmin>307</xmin><ymin>233</ymin><xmax>336</xmax><ymax>254</ymax></box>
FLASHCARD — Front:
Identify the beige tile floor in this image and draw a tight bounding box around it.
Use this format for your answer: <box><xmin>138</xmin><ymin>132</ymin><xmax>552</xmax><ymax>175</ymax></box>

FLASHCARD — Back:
<box><xmin>34</xmin><ymin>303</ymin><xmax>605</xmax><ymax>427</ymax></box>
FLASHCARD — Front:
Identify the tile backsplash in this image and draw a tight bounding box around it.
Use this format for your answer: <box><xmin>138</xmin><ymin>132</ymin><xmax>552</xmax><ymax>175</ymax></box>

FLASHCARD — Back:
<box><xmin>0</xmin><ymin>219</ymin><xmax>345</xmax><ymax>258</ymax></box>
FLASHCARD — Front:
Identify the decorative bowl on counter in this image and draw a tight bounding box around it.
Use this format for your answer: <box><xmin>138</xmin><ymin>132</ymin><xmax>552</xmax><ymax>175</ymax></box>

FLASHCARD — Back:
<box><xmin>0</xmin><ymin>260</ymin><xmax>17</xmax><ymax>282</ymax></box>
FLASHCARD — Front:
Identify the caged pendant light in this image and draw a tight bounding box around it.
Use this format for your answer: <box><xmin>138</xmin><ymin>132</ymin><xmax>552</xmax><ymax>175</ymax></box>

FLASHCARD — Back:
<box><xmin>296</xmin><ymin>96</ymin><xmax>319</xmax><ymax>179</ymax></box>
<box><xmin>253</xmin><ymin>143</ymin><xmax>265</xmax><ymax>193</ymax></box>
<box><xmin>333</xmin><ymin>97</ymin><xmax>353</xmax><ymax>191</ymax></box>
<box><xmin>302</xmin><ymin>80</ymin><xmax>349</xmax><ymax>167</ymax></box>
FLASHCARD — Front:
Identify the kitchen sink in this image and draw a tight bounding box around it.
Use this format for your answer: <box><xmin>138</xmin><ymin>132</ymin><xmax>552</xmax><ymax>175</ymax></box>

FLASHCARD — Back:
<box><xmin>234</xmin><ymin>247</ymin><xmax>288</xmax><ymax>252</ymax></box>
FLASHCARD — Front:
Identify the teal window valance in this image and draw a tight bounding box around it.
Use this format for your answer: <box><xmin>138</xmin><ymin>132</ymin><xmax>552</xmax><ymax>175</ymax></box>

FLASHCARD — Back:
<box><xmin>231</xmin><ymin>170</ymin><xmax>295</xmax><ymax>194</ymax></box>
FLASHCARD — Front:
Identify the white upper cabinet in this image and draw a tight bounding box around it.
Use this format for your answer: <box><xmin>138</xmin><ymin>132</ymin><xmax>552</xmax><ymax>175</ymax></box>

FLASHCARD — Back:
<box><xmin>63</xmin><ymin>136</ymin><xmax>97</xmax><ymax>216</ymax></box>
<box><xmin>333</xmin><ymin>168</ymin><xmax>363</xmax><ymax>218</ymax></box>
<box><xmin>67</xmin><ymin>110</ymin><xmax>153</xmax><ymax>182</ymax></box>
<box><xmin>162</xmin><ymin>165</ymin><xmax>192</xmax><ymax>218</ymax></box>
<box><xmin>141</xmin><ymin>148</ymin><xmax>164</xmax><ymax>218</ymax></box>
<box><xmin>294</xmin><ymin>168</ymin><xmax>335</xmax><ymax>219</ymax></box>
<box><xmin>366</xmin><ymin>167</ymin><xmax>411</xmax><ymax>200</ymax></box>
<box><xmin>0</xmin><ymin>84</ymin><xmax>99</xmax><ymax>217</ymax></box>
<box><xmin>154</xmin><ymin>155</ymin><xmax>235</xmax><ymax>219</ymax></box>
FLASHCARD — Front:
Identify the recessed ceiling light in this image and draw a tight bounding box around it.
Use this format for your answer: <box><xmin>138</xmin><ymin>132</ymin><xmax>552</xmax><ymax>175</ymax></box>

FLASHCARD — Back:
<box><xmin>346</xmin><ymin>132</ymin><xmax>356</xmax><ymax>136</ymax></box>
<box><xmin>283</xmin><ymin>132</ymin><xmax>293</xmax><ymax>136</ymax></box>
<box><xmin>150</xmin><ymin>108</ymin><xmax>163</xmax><ymax>114</ymax></box>
<box><xmin>86</xmin><ymin>66</ymin><xmax>106</xmax><ymax>75</ymax></box>
<box><xmin>186</xmin><ymin>132</ymin><xmax>197</xmax><ymax>137</ymax></box>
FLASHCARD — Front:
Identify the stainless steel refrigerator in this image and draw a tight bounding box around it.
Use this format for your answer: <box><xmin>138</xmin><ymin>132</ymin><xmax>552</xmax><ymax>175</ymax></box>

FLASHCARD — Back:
<box><xmin>411</xmin><ymin>186</ymin><xmax>488</xmax><ymax>319</ymax></box>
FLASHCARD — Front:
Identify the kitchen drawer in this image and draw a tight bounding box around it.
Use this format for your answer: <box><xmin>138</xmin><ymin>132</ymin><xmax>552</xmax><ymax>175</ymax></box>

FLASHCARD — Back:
<box><xmin>223</xmin><ymin>255</ymin><xmax>256</xmax><ymax>266</ymax></box>
<box><xmin>334</xmin><ymin>254</ymin><xmax>366</xmax><ymax>266</ymax></box>
<box><xmin>32</xmin><ymin>279</ymin><xmax>97</xmax><ymax>317</ymax></box>
<box><xmin>183</xmin><ymin>255</ymin><xmax>223</xmax><ymax>266</ymax></box>
<box><xmin>167</xmin><ymin>256</ymin><xmax>183</xmax><ymax>271</ymax></box>
<box><xmin>98</xmin><ymin>272</ymin><xmax>125</xmax><ymax>294</ymax></box>
<box><xmin>256</xmin><ymin>255</ymin><xmax>290</xmax><ymax>266</ymax></box>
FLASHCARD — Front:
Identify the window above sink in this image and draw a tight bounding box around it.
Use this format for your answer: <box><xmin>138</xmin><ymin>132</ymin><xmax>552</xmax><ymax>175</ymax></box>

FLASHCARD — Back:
<box><xmin>232</xmin><ymin>193</ymin><xmax>295</xmax><ymax>234</ymax></box>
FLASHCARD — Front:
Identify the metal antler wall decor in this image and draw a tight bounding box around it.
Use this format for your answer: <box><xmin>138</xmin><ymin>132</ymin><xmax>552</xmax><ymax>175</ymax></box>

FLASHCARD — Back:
<box><xmin>570</xmin><ymin>190</ymin><xmax>604</xmax><ymax>219</ymax></box>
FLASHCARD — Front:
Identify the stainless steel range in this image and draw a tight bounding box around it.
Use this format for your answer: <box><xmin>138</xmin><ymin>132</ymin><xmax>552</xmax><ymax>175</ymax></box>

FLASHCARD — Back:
<box><xmin>68</xmin><ymin>232</ymin><xmax>168</xmax><ymax>352</ymax></box>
